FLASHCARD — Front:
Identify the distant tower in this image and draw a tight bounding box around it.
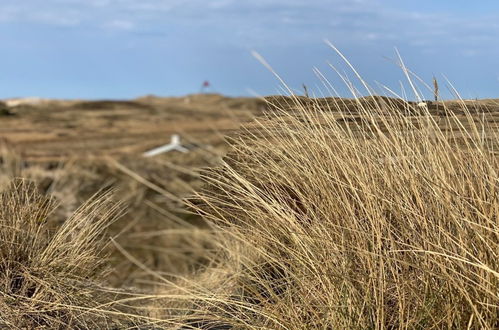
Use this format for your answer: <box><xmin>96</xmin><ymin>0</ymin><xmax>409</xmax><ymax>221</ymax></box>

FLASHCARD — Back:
<box><xmin>200</xmin><ymin>80</ymin><xmax>211</xmax><ymax>93</ymax></box>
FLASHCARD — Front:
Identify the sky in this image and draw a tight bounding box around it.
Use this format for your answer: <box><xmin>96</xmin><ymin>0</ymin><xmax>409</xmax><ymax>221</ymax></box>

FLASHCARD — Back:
<box><xmin>0</xmin><ymin>0</ymin><xmax>498</xmax><ymax>100</ymax></box>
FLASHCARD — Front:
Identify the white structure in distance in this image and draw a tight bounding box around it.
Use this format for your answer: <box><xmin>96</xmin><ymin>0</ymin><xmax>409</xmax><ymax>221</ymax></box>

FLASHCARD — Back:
<box><xmin>143</xmin><ymin>134</ymin><xmax>189</xmax><ymax>157</ymax></box>
<box><xmin>4</xmin><ymin>97</ymin><xmax>46</xmax><ymax>107</ymax></box>
<box><xmin>417</xmin><ymin>101</ymin><xmax>429</xmax><ymax>110</ymax></box>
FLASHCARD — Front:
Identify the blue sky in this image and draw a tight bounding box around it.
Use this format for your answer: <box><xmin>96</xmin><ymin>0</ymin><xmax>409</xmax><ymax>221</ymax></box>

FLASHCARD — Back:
<box><xmin>0</xmin><ymin>0</ymin><xmax>498</xmax><ymax>99</ymax></box>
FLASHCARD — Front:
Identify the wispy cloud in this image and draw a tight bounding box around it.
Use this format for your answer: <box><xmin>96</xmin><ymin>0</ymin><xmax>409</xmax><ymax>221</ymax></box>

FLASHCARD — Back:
<box><xmin>103</xmin><ymin>19</ymin><xmax>135</xmax><ymax>31</ymax></box>
<box><xmin>1</xmin><ymin>0</ymin><xmax>498</xmax><ymax>52</ymax></box>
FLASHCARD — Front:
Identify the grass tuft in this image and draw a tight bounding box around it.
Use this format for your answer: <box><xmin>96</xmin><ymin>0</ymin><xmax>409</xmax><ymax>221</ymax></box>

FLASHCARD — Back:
<box><xmin>0</xmin><ymin>179</ymin><xmax>127</xmax><ymax>328</ymax></box>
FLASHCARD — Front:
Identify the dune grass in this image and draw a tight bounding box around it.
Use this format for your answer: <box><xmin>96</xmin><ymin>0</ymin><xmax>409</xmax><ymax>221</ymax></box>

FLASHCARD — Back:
<box><xmin>0</xmin><ymin>179</ymin><xmax>131</xmax><ymax>328</ymax></box>
<box><xmin>164</xmin><ymin>85</ymin><xmax>499</xmax><ymax>328</ymax></box>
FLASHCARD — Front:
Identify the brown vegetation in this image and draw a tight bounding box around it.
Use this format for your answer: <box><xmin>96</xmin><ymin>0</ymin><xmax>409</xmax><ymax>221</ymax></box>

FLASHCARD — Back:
<box><xmin>0</xmin><ymin>91</ymin><xmax>498</xmax><ymax>328</ymax></box>
<box><xmin>0</xmin><ymin>180</ymin><xmax>128</xmax><ymax>328</ymax></box>
<box><xmin>182</xmin><ymin>96</ymin><xmax>498</xmax><ymax>328</ymax></box>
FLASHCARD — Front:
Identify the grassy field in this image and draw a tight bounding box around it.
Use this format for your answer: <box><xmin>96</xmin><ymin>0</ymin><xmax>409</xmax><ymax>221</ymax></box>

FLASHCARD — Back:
<box><xmin>0</xmin><ymin>91</ymin><xmax>498</xmax><ymax>328</ymax></box>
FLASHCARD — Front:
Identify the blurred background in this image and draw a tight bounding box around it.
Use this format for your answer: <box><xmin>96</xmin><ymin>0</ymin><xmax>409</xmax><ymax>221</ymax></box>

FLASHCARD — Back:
<box><xmin>0</xmin><ymin>0</ymin><xmax>498</xmax><ymax>100</ymax></box>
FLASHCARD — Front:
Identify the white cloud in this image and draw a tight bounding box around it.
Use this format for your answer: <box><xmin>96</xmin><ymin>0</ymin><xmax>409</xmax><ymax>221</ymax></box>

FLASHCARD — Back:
<box><xmin>365</xmin><ymin>33</ymin><xmax>379</xmax><ymax>41</ymax></box>
<box><xmin>29</xmin><ymin>11</ymin><xmax>82</xmax><ymax>27</ymax></box>
<box><xmin>103</xmin><ymin>19</ymin><xmax>135</xmax><ymax>31</ymax></box>
<box><xmin>461</xmin><ymin>49</ymin><xmax>480</xmax><ymax>57</ymax></box>
<box><xmin>0</xmin><ymin>6</ymin><xmax>20</xmax><ymax>22</ymax></box>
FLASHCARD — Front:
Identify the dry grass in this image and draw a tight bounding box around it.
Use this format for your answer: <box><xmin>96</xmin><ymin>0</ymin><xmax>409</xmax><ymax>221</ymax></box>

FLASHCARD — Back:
<box><xmin>0</xmin><ymin>140</ymin><xmax>219</xmax><ymax>328</ymax></box>
<box><xmin>0</xmin><ymin>148</ymin><xmax>218</xmax><ymax>290</ymax></box>
<box><xmin>0</xmin><ymin>179</ymin><xmax>131</xmax><ymax>328</ymax></box>
<box><xmin>1</xmin><ymin>73</ymin><xmax>498</xmax><ymax>328</ymax></box>
<box><xmin>162</xmin><ymin>93</ymin><xmax>499</xmax><ymax>328</ymax></box>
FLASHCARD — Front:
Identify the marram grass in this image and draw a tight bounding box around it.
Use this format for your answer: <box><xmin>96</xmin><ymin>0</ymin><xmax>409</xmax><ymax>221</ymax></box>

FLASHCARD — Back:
<box><xmin>179</xmin><ymin>93</ymin><xmax>499</xmax><ymax>329</ymax></box>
